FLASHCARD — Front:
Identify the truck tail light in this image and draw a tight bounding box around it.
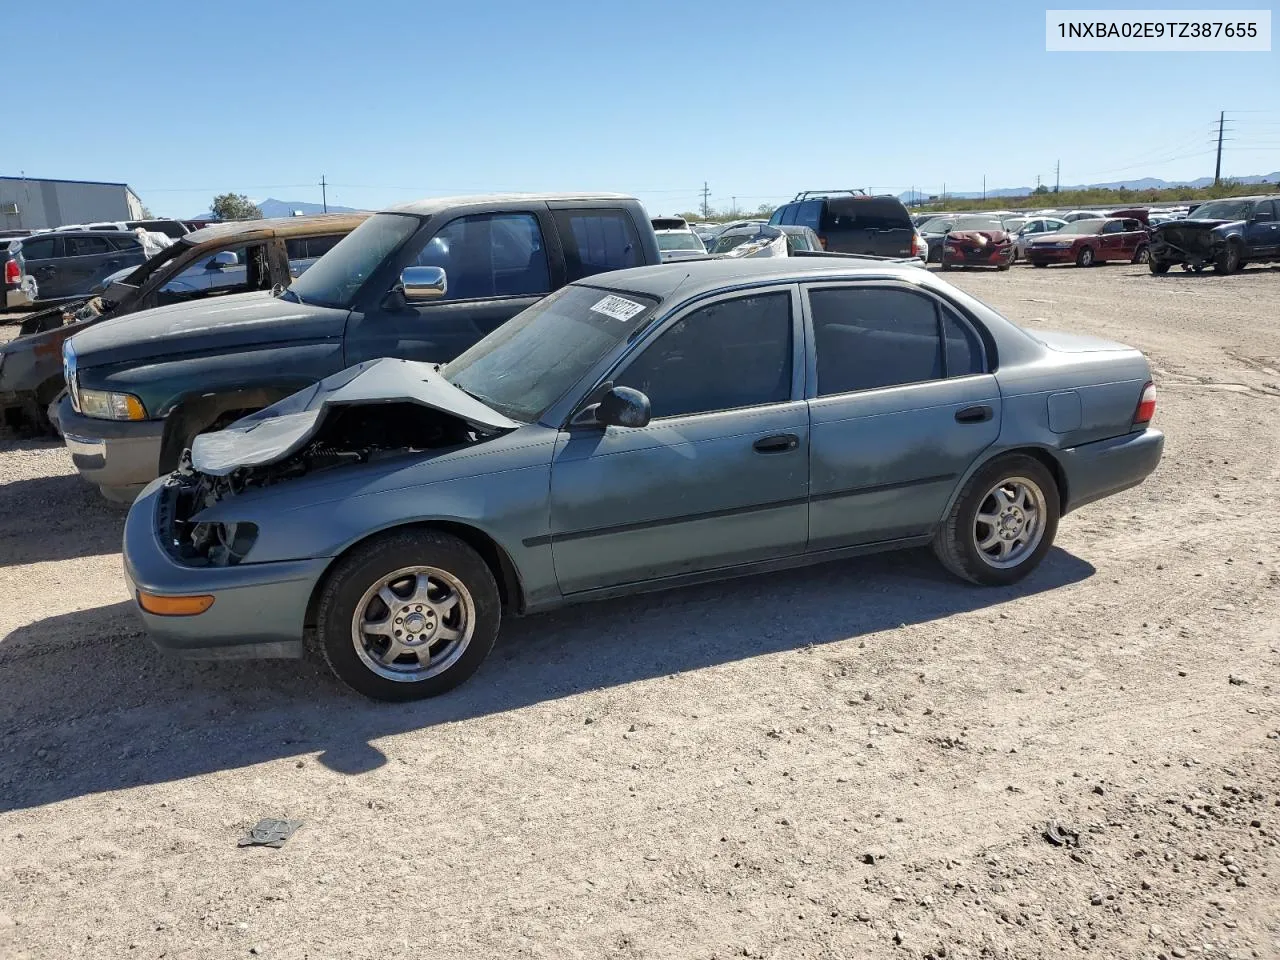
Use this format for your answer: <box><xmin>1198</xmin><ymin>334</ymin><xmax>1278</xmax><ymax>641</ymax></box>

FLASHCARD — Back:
<box><xmin>911</xmin><ymin>234</ymin><xmax>921</xmax><ymax>257</ymax></box>
<box><xmin>1134</xmin><ymin>381</ymin><xmax>1156</xmax><ymax>426</ymax></box>
<box><xmin>4</xmin><ymin>258</ymin><xmax>18</xmax><ymax>285</ymax></box>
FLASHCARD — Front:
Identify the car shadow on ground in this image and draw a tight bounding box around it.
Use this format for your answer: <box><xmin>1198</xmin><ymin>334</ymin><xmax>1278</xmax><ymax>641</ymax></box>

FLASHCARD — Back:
<box><xmin>0</xmin><ymin>546</ymin><xmax>1094</xmax><ymax>813</ymax></box>
<box><xmin>0</xmin><ymin>472</ymin><xmax>127</xmax><ymax>567</ymax></box>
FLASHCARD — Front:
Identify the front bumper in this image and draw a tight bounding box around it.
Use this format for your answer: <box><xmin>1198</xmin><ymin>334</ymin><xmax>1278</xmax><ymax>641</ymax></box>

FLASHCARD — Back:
<box><xmin>56</xmin><ymin>394</ymin><xmax>166</xmax><ymax>500</ymax></box>
<box><xmin>943</xmin><ymin>245</ymin><xmax>1013</xmax><ymax>267</ymax></box>
<box><xmin>123</xmin><ymin>478</ymin><xmax>330</xmax><ymax>659</ymax></box>
<box><xmin>1059</xmin><ymin>428</ymin><xmax>1164</xmax><ymax>514</ymax></box>
<box><xmin>1026</xmin><ymin>247</ymin><xmax>1076</xmax><ymax>263</ymax></box>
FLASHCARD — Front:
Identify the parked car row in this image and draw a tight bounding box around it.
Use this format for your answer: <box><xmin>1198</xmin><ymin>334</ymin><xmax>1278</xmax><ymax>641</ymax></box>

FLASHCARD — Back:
<box><xmin>84</xmin><ymin>199</ymin><xmax>1161</xmax><ymax>701</ymax></box>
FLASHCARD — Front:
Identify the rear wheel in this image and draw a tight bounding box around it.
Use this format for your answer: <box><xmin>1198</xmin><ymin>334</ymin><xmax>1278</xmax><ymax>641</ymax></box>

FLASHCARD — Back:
<box><xmin>1131</xmin><ymin>244</ymin><xmax>1149</xmax><ymax>264</ymax></box>
<box><xmin>1076</xmin><ymin>246</ymin><xmax>1095</xmax><ymax>268</ymax></box>
<box><xmin>933</xmin><ymin>455</ymin><xmax>1060</xmax><ymax>586</ymax></box>
<box><xmin>315</xmin><ymin>529</ymin><xmax>501</xmax><ymax>701</ymax></box>
<box><xmin>1214</xmin><ymin>241</ymin><xmax>1242</xmax><ymax>274</ymax></box>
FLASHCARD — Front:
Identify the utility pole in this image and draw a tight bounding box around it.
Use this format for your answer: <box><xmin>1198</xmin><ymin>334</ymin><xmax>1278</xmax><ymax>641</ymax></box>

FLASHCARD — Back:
<box><xmin>701</xmin><ymin>182</ymin><xmax>710</xmax><ymax>220</ymax></box>
<box><xmin>1214</xmin><ymin>110</ymin><xmax>1225</xmax><ymax>186</ymax></box>
<box><xmin>1035</xmin><ymin>174</ymin><xmax>1041</xmax><ymax>191</ymax></box>
<box><xmin>320</xmin><ymin>174</ymin><xmax>328</xmax><ymax>213</ymax></box>
<box><xmin>732</xmin><ymin>196</ymin><xmax>737</xmax><ymax>216</ymax></box>
<box><xmin>982</xmin><ymin>175</ymin><xmax>986</xmax><ymax>203</ymax></box>
<box><xmin>1054</xmin><ymin>160</ymin><xmax>1060</xmax><ymax>194</ymax></box>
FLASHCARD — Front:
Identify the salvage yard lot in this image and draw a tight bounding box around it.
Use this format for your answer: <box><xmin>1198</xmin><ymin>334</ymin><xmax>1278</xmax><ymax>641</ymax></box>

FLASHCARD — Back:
<box><xmin>1</xmin><ymin>264</ymin><xmax>1278</xmax><ymax>959</ymax></box>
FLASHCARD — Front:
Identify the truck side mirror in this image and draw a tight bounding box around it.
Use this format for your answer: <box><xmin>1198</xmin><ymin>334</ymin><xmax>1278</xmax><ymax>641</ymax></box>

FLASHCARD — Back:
<box><xmin>401</xmin><ymin>266</ymin><xmax>447</xmax><ymax>302</ymax></box>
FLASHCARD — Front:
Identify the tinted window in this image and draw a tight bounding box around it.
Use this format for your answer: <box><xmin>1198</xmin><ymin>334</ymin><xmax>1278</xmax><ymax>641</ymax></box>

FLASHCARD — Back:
<box><xmin>795</xmin><ymin>201</ymin><xmax>822</xmax><ymax>231</ymax></box>
<box><xmin>305</xmin><ymin>234</ymin><xmax>343</xmax><ymax>258</ymax></box>
<box><xmin>942</xmin><ymin>306</ymin><xmax>984</xmax><ymax>377</ymax></box>
<box><xmin>810</xmin><ymin>287</ymin><xmax>942</xmax><ymax>395</ymax></box>
<box><xmin>821</xmin><ymin>198</ymin><xmax>911</xmax><ymax>234</ymax></box>
<box><xmin>615</xmin><ymin>292</ymin><xmax>793</xmax><ymax>419</ymax></box>
<box><xmin>19</xmin><ymin>237</ymin><xmax>57</xmax><ymax>260</ymax></box>
<box><xmin>778</xmin><ymin>204</ymin><xmax>798</xmax><ymax>226</ymax></box>
<box><xmin>65</xmin><ymin>236</ymin><xmax>112</xmax><ymax>256</ymax></box>
<box><xmin>285</xmin><ymin>238</ymin><xmax>307</xmax><ymax>259</ymax></box>
<box><xmin>1101</xmin><ymin>221</ymin><xmax>1123</xmax><ymax>234</ymax></box>
<box><xmin>1254</xmin><ymin>201</ymin><xmax>1277</xmax><ymax>221</ymax></box>
<box><xmin>109</xmin><ymin>235</ymin><xmax>143</xmax><ymax>251</ymax></box>
<box><xmin>412</xmin><ymin>213</ymin><xmax>551</xmax><ymax>301</ymax></box>
<box><xmin>768</xmin><ymin>206</ymin><xmax>786</xmax><ymax>225</ymax></box>
<box><xmin>554</xmin><ymin>209</ymin><xmax>641</xmax><ymax>282</ymax></box>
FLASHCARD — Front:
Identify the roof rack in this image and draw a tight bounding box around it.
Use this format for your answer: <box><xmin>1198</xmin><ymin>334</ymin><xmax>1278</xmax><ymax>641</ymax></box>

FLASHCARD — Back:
<box><xmin>792</xmin><ymin>189</ymin><xmax>868</xmax><ymax>200</ymax></box>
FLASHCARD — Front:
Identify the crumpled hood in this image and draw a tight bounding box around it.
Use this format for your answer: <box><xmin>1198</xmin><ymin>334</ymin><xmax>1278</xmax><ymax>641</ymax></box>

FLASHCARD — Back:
<box><xmin>68</xmin><ymin>291</ymin><xmax>350</xmax><ymax>369</ymax></box>
<box><xmin>1154</xmin><ymin>218</ymin><xmax>1229</xmax><ymax>233</ymax></box>
<box><xmin>189</xmin><ymin>358</ymin><xmax>519</xmax><ymax>476</ymax></box>
<box><xmin>947</xmin><ymin>230</ymin><xmax>1009</xmax><ymax>243</ymax></box>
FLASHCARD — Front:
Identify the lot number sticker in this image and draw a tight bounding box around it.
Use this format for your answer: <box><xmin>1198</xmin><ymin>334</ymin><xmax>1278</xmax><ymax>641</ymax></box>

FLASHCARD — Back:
<box><xmin>590</xmin><ymin>295</ymin><xmax>646</xmax><ymax>323</ymax></box>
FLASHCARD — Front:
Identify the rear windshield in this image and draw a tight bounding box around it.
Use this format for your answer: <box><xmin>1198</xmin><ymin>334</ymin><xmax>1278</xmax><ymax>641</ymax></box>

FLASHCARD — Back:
<box><xmin>821</xmin><ymin>198</ymin><xmax>911</xmax><ymax>233</ymax></box>
<box><xmin>656</xmin><ymin>232</ymin><xmax>704</xmax><ymax>251</ymax></box>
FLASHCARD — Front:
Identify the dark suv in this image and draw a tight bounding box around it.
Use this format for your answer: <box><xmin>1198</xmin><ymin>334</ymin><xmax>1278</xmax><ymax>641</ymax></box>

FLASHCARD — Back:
<box><xmin>57</xmin><ymin>193</ymin><xmax>661</xmax><ymax>500</ymax></box>
<box><xmin>7</xmin><ymin>230</ymin><xmax>149</xmax><ymax>303</ymax></box>
<box><xmin>768</xmin><ymin>190</ymin><xmax>918</xmax><ymax>259</ymax></box>
<box><xmin>1148</xmin><ymin>195</ymin><xmax>1280</xmax><ymax>274</ymax></box>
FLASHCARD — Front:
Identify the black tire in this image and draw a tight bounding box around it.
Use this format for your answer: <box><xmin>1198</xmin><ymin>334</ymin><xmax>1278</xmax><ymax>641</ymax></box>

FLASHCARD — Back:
<box><xmin>1131</xmin><ymin>244</ymin><xmax>1149</xmax><ymax>264</ymax></box>
<box><xmin>932</xmin><ymin>454</ymin><xmax>1060</xmax><ymax>587</ymax></box>
<box><xmin>1214</xmin><ymin>241</ymin><xmax>1242</xmax><ymax>275</ymax></box>
<box><xmin>939</xmin><ymin>258</ymin><xmax>952</xmax><ymax>271</ymax></box>
<box><xmin>1075</xmin><ymin>246</ymin><xmax>1095</xmax><ymax>268</ymax></box>
<box><xmin>1149</xmin><ymin>258</ymin><xmax>1171</xmax><ymax>275</ymax></box>
<box><xmin>996</xmin><ymin>261</ymin><xmax>1011</xmax><ymax>271</ymax></box>
<box><xmin>315</xmin><ymin>529</ymin><xmax>501</xmax><ymax>701</ymax></box>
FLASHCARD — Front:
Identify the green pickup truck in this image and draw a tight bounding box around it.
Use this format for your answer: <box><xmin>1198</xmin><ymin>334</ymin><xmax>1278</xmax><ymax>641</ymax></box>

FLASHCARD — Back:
<box><xmin>57</xmin><ymin>193</ymin><xmax>660</xmax><ymax>500</ymax></box>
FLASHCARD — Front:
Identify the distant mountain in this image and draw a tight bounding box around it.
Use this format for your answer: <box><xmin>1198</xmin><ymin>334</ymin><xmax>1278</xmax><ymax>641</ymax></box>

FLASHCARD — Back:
<box><xmin>188</xmin><ymin>197</ymin><xmax>362</xmax><ymax>219</ymax></box>
<box><xmin>899</xmin><ymin>172</ymin><xmax>1279</xmax><ymax>202</ymax></box>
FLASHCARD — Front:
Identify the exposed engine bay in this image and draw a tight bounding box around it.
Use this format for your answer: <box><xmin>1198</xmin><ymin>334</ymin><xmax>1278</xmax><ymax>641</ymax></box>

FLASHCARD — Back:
<box><xmin>162</xmin><ymin>401</ymin><xmax>500</xmax><ymax>566</ymax></box>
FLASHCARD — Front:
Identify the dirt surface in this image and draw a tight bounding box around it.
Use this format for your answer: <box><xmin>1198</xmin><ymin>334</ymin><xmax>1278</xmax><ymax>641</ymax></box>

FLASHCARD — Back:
<box><xmin>1</xmin><ymin>264</ymin><xmax>1277</xmax><ymax>960</ymax></box>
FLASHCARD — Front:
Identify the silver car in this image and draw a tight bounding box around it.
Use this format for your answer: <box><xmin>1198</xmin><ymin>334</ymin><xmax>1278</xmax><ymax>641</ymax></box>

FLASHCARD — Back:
<box><xmin>1013</xmin><ymin>217</ymin><xmax>1068</xmax><ymax>260</ymax></box>
<box><xmin>123</xmin><ymin>257</ymin><xmax>1164</xmax><ymax>701</ymax></box>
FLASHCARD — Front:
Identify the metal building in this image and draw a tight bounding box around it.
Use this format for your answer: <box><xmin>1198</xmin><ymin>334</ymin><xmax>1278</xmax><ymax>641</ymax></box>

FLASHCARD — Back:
<box><xmin>0</xmin><ymin>176</ymin><xmax>146</xmax><ymax>230</ymax></box>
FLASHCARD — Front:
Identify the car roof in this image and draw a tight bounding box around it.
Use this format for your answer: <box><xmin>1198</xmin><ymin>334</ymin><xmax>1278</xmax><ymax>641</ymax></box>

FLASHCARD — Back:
<box><xmin>579</xmin><ymin>256</ymin><xmax>923</xmax><ymax>302</ymax></box>
<box><xmin>387</xmin><ymin>192</ymin><xmax>636</xmax><ymax>216</ymax></box>
<box><xmin>180</xmin><ymin>213</ymin><xmax>370</xmax><ymax>246</ymax></box>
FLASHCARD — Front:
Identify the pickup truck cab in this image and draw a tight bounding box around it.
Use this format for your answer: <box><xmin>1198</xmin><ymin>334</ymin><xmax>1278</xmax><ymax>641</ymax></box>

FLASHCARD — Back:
<box><xmin>58</xmin><ymin>193</ymin><xmax>659</xmax><ymax>501</ymax></box>
<box><xmin>1</xmin><ymin>215</ymin><xmax>365</xmax><ymax>432</ymax></box>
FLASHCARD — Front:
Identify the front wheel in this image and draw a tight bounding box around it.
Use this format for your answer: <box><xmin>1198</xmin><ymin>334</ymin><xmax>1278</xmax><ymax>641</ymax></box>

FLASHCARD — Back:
<box><xmin>932</xmin><ymin>455</ymin><xmax>1060</xmax><ymax>586</ymax></box>
<box><xmin>1149</xmin><ymin>258</ymin><xmax>1171</xmax><ymax>275</ymax></box>
<box><xmin>315</xmin><ymin>530</ymin><xmax>501</xmax><ymax>701</ymax></box>
<box><xmin>1214</xmin><ymin>242</ymin><xmax>1242</xmax><ymax>274</ymax></box>
<box><xmin>1076</xmin><ymin>246</ymin><xmax>1095</xmax><ymax>268</ymax></box>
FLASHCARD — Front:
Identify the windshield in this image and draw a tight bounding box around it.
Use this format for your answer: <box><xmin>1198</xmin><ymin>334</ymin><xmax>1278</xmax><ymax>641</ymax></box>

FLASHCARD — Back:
<box><xmin>1058</xmin><ymin>220</ymin><xmax>1106</xmax><ymax>235</ymax></box>
<box><xmin>953</xmin><ymin>216</ymin><xmax>1005</xmax><ymax>231</ymax></box>
<box><xmin>286</xmin><ymin>213</ymin><xmax>419</xmax><ymax>308</ymax></box>
<box><xmin>656</xmin><ymin>232</ymin><xmax>704</xmax><ymax>252</ymax></box>
<box><xmin>1189</xmin><ymin>199</ymin><xmax>1253</xmax><ymax>221</ymax></box>
<box><xmin>442</xmin><ymin>284</ymin><xmax>659</xmax><ymax>422</ymax></box>
<box><xmin>108</xmin><ymin>241</ymin><xmax>191</xmax><ymax>294</ymax></box>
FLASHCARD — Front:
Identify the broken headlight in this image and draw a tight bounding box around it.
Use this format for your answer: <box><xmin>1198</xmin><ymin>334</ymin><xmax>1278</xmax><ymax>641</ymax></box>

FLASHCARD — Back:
<box><xmin>187</xmin><ymin>521</ymin><xmax>259</xmax><ymax>566</ymax></box>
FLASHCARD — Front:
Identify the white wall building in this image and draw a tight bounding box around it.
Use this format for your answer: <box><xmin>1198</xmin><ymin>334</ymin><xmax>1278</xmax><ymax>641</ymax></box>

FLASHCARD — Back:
<box><xmin>0</xmin><ymin>176</ymin><xmax>145</xmax><ymax>230</ymax></box>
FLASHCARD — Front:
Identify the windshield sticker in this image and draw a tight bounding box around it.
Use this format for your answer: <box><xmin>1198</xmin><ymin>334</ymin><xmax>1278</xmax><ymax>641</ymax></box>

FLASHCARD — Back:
<box><xmin>590</xmin><ymin>295</ymin><xmax>646</xmax><ymax>323</ymax></box>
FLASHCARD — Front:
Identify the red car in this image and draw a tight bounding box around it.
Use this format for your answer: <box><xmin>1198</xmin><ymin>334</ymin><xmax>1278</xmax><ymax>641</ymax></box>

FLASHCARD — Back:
<box><xmin>938</xmin><ymin>216</ymin><xmax>1015</xmax><ymax>271</ymax></box>
<box><xmin>1025</xmin><ymin>217</ymin><xmax>1150</xmax><ymax>267</ymax></box>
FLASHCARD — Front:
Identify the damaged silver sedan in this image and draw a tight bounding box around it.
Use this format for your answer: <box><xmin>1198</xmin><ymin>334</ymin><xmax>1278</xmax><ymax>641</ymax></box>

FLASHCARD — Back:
<box><xmin>124</xmin><ymin>258</ymin><xmax>1164</xmax><ymax>701</ymax></box>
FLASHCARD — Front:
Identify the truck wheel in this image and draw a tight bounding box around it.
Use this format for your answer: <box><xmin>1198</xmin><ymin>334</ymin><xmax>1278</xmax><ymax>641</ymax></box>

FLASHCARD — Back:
<box><xmin>1149</xmin><ymin>258</ymin><xmax>1171</xmax><ymax>275</ymax></box>
<box><xmin>932</xmin><ymin>455</ymin><xmax>1060</xmax><ymax>587</ymax></box>
<box><xmin>315</xmin><ymin>529</ymin><xmax>501</xmax><ymax>701</ymax></box>
<box><xmin>1214</xmin><ymin>242</ymin><xmax>1242</xmax><ymax>274</ymax></box>
<box><xmin>1076</xmin><ymin>246</ymin><xmax>1095</xmax><ymax>267</ymax></box>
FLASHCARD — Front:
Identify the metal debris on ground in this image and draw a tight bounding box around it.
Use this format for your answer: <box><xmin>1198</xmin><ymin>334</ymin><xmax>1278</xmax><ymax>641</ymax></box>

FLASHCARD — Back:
<box><xmin>239</xmin><ymin>819</ymin><xmax>303</xmax><ymax>848</ymax></box>
<box><xmin>1043</xmin><ymin>820</ymin><xmax>1080</xmax><ymax>847</ymax></box>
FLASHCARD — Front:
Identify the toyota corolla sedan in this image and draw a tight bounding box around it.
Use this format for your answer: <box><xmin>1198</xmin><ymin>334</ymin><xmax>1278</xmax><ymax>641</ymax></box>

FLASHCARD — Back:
<box><xmin>123</xmin><ymin>258</ymin><xmax>1164</xmax><ymax>701</ymax></box>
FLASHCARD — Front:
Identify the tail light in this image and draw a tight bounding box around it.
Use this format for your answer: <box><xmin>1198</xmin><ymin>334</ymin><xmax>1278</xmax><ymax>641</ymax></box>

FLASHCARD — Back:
<box><xmin>818</xmin><ymin>235</ymin><xmax>828</xmax><ymax>250</ymax></box>
<box><xmin>1134</xmin><ymin>381</ymin><xmax>1156</xmax><ymax>426</ymax></box>
<box><xmin>4</xmin><ymin>258</ymin><xmax>18</xmax><ymax>285</ymax></box>
<box><xmin>911</xmin><ymin>234</ymin><xmax>921</xmax><ymax>257</ymax></box>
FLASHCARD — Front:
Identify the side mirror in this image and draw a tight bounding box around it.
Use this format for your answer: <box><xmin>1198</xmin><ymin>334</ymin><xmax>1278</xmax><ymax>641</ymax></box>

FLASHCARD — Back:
<box><xmin>575</xmin><ymin>385</ymin><xmax>651</xmax><ymax>429</ymax></box>
<box><xmin>401</xmin><ymin>266</ymin><xmax>447</xmax><ymax>302</ymax></box>
<box><xmin>209</xmin><ymin>250</ymin><xmax>239</xmax><ymax>269</ymax></box>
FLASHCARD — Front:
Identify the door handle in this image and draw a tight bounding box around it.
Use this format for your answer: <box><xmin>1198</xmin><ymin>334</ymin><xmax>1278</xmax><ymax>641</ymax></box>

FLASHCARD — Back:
<box><xmin>753</xmin><ymin>433</ymin><xmax>799</xmax><ymax>453</ymax></box>
<box><xmin>955</xmin><ymin>405</ymin><xmax>993</xmax><ymax>424</ymax></box>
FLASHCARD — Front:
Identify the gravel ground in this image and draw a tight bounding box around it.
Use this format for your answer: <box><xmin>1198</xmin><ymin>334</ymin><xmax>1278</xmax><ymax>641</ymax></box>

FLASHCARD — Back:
<box><xmin>1</xmin><ymin>263</ymin><xmax>1277</xmax><ymax>960</ymax></box>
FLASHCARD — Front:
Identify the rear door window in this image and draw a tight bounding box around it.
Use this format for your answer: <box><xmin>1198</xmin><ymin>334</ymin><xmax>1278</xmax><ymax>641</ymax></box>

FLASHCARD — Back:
<box><xmin>809</xmin><ymin>286</ymin><xmax>943</xmax><ymax>395</ymax></box>
<box><xmin>942</xmin><ymin>306</ymin><xmax>985</xmax><ymax>377</ymax></box>
<box><xmin>65</xmin><ymin>236</ymin><xmax>113</xmax><ymax>257</ymax></box>
<box><xmin>553</xmin><ymin>209</ymin><xmax>641</xmax><ymax>281</ymax></box>
<box><xmin>412</xmin><ymin>213</ymin><xmax>551</xmax><ymax>300</ymax></box>
<box><xmin>778</xmin><ymin>204</ymin><xmax>798</xmax><ymax>226</ymax></box>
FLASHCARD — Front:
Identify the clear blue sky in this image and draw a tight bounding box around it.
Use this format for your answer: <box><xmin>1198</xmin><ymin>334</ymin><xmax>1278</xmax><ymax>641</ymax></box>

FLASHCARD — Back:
<box><xmin>7</xmin><ymin>1</ymin><xmax>1278</xmax><ymax>216</ymax></box>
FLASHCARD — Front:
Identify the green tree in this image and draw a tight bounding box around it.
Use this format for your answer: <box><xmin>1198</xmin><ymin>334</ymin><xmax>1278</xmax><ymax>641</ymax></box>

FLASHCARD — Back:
<box><xmin>1032</xmin><ymin>184</ymin><xmax>1050</xmax><ymax>195</ymax></box>
<box><xmin>211</xmin><ymin>193</ymin><xmax>263</xmax><ymax>221</ymax></box>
